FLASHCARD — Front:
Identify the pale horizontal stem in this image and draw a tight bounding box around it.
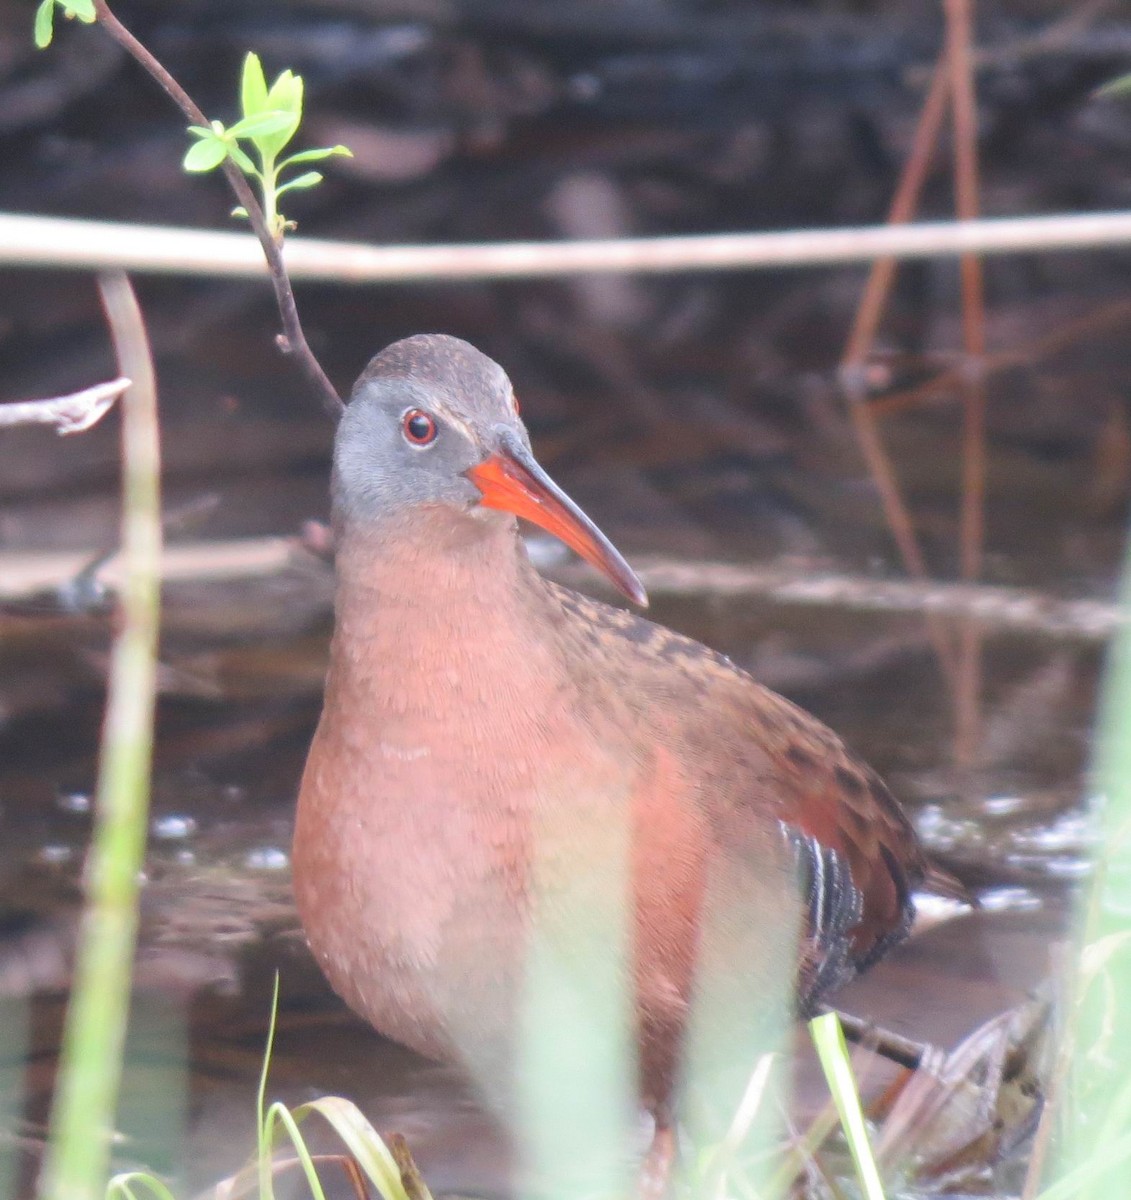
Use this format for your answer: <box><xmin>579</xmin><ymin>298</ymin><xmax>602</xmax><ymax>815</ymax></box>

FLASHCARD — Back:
<box><xmin>3</xmin><ymin>210</ymin><xmax>1131</xmax><ymax>282</ymax></box>
<box><xmin>618</xmin><ymin>558</ymin><xmax>1124</xmax><ymax>643</ymax></box>
<box><xmin>0</xmin><ymin>537</ymin><xmax>297</xmax><ymax>595</ymax></box>
<box><xmin>1</xmin><ymin>538</ymin><xmax>1123</xmax><ymax>642</ymax></box>
<box><xmin>0</xmin><ymin>377</ymin><xmax>129</xmax><ymax>434</ymax></box>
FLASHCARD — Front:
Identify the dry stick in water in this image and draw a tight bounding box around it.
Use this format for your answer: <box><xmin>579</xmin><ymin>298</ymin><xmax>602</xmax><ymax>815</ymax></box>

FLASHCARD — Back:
<box><xmin>91</xmin><ymin>0</ymin><xmax>343</xmax><ymax>420</ymax></box>
<box><xmin>0</xmin><ymin>377</ymin><xmax>129</xmax><ymax>434</ymax></box>
<box><xmin>38</xmin><ymin>274</ymin><xmax>161</xmax><ymax>1200</ymax></box>
<box><xmin>839</xmin><ymin>4</ymin><xmax>993</xmax><ymax>775</ymax></box>
<box><xmin>870</xmin><ymin>296</ymin><xmax>1131</xmax><ymax>418</ymax></box>
<box><xmin>838</xmin><ymin>49</ymin><xmax>959</xmax><ymax>695</ymax></box>
<box><xmin>947</xmin><ymin>0</ymin><xmax>989</xmax><ymax>775</ymax></box>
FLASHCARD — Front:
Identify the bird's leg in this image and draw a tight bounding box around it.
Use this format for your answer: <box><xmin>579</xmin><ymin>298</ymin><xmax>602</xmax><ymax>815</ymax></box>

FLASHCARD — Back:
<box><xmin>832</xmin><ymin>1008</ymin><xmax>937</xmax><ymax>1071</ymax></box>
<box><xmin>638</xmin><ymin>1119</ymin><xmax>677</xmax><ymax>1200</ymax></box>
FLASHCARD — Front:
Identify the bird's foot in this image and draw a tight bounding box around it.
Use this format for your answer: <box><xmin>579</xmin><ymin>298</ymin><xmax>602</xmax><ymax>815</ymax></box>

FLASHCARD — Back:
<box><xmin>638</xmin><ymin>1123</ymin><xmax>676</xmax><ymax>1200</ymax></box>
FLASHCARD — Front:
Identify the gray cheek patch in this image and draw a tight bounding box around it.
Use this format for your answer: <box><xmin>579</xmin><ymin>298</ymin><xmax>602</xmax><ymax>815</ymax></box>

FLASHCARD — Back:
<box><xmin>333</xmin><ymin>382</ymin><xmax>486</xmax><ymax>521</ymax></box>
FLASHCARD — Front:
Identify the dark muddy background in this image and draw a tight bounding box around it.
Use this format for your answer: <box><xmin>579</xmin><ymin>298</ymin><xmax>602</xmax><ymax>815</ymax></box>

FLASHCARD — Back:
<box><xmin>1</xmin><ymin>1</ymin><xmax>1129</xmax><ymax>1195</ymax></box>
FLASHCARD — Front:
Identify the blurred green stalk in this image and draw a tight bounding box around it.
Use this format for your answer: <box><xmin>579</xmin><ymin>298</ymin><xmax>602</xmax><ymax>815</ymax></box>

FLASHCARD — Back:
<box><xmin>1061</xmin><ymin>533</ymin><xmax>1131</xmax><ymax>1183</ymax></box>
<box><xmin>1029</xmin><ymin>532</ymin><xmax>1131</xmax><ymax>1199</ymax></box>
<box><xmin>39</xmin><ymin>273</ymin><xmax>162</xmax><ymax>1200</ymax></box>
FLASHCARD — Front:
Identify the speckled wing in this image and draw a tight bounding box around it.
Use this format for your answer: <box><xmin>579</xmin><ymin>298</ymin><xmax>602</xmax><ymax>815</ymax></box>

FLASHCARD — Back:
<box><xmin>546</xmin><ymin>582</ymin><xmax>927</xmax><ymax>1009</ymax></box>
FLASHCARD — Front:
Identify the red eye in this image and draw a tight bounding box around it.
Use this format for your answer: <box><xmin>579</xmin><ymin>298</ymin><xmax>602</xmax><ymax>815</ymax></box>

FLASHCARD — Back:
<box><xmin>402</xmin><ymin>409</ymin><xmax>437</xmax><ymax>445</ymax></box>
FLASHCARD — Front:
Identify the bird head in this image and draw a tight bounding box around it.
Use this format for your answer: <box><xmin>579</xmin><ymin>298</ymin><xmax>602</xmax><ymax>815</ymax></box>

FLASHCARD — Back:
<box><xmin>334</xmin><ymin>333</ymin><xmax>647</xmax><ymax>606</ymax></box>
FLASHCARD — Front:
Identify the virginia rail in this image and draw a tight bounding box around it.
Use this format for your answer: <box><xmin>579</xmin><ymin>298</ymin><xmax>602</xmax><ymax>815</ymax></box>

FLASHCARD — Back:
<box><xmin>295</xmin><ymin>334</ymin><xmax>955</xmax><ymax>1188</ymax></box>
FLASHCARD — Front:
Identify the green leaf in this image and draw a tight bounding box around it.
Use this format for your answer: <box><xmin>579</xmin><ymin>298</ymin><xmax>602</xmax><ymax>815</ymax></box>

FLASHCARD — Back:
<box><xmin>227</xmin><ymin>143</ymin><xmax>258</xmax><ymax>175</ymax></box>
<box><xmin>266</xmin><ymin>69</ymin><xmax>303</xmax><ymax>116</ymax></box>
<box><xmin>264</xmin><ymin>69</ymin><xmax>291</xmax><ymax>106</ymax></box>
<box><xmin>36</xmin><ymin>0</ymin><xmax>96</xmax><ymax>42</ymax></box>
<box><xmin>1098</xmin><ymin>72</ymin><xmax>1131</xmax><ymax>100</ymax></box>
<box><xmin>258</xmin><ymin>126</ymin><xmax>298</xmax><ymax>161</ymax></box>
<box><xmin>227</xmin><ymin>110</ymin><xmax>298</xmax><ymax>140</ymax></box>
<box><xmin>253</xmin><ymin>71</ymin><xmax>302</xmax><ymax>160</ymax></box>
<box><xmin>231</xmin><ymin>206</ymin><xmax>249</xmax><ymax>219</ymax></box>
<box><xmin>240</xmin><ymin>52</ymin><xmax>269</xmax><ymax>117</ymax></box>
<box><xmin>279</xmin><ymin>144</ymin><xmax>353</xmax><ymax>167</ymax></box>
<box><xmin>288</xmin><ymin>73</ymin><xmax>305</xmax><ymax>116</ymax></box>
<box><xmin>33</xmin><ymin>0</ymin><xmax>55</xmax><ymax>48</ymax></box>
<box><xmin>183</xmin><ymin>136</ymin><xmax>229</xmax><ymax>172</ymax></box>
<box><xmin>276</xmin><ymin>170</ymin><xmax>323</xmax><ymax>196</ymax></box>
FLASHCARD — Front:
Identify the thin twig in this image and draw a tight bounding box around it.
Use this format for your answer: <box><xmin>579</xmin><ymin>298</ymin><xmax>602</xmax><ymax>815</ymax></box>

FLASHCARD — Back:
<box><xmin>904</xmin><ymin>0</ymin><xmax>1117</xmax><ymax>83</ymax></box>
<box><xmin>388</xmin><ymin>1134</ymin><xmax>434</xmax><ymax>1200</ymax></box>
<box><xmin>1020</xmin><ymin>970</ymin><xmax>1071</xmax><ymax>1199</ymax></box>
<box><xmin>949</xmin><ymin>0</ymin><xmax>988</xmax><ymax>574</ymax></box>
<box><xmin>38</xmin><ymin>273</ymin><xmax>162</xmax><ymax>1200</ymax></box>
<box><xmin>840</xmin><ymin>54</ymin><xmax>951</xmax><ymax>367</ymax></box>
<box><xmin>834</xmin><ymin>1012</ymin><xmax>934</xmax><ymax>1072</ymax></box>
<box><xmin>947</xmin><ymin>0</ymin><xmax>989</xmax><ymax>773</ymax></box>
<box><xmin>697</xmin><ymin>1053</ymin><xmax>778</xmax><ymax>1198</ymax></box>
<box><xmin>91</xmin><ymin>0</ymin><xmax>343</xmax><ymax>419</ymax></box>
<box><xmin>0</xmin><ymin>377</ymin><xmax>129</xmax><ymax>434</ymax></box>
<box><xmin>839</xmin><ymin>49</ymin><xmax>959</xmax><ymax>693</ymax></box>
<box><xmin>870</xmin><ymin>297</ymin><xmax>1131</xmax><ymax>417</ymax></box>
<box><xmin>0</xmin><ymin>537</ymin><xmax>298</xmax><ymax>597</ymax></box>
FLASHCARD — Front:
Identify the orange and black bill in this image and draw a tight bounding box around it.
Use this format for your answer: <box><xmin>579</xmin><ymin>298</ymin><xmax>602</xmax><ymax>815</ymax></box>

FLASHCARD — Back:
<box><xmin>467</xmin><ymin>428</ymin><xmax>648</xmax><ymax>607</ymax></box>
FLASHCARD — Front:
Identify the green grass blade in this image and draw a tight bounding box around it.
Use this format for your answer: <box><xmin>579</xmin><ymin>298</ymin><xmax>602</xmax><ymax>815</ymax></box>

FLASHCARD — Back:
<box><xmin>255</xmin><ymin>974</ymin><xmax>281</xmax><ymax>1200</ymax></box>
<box><xmin>261</xmin><ymin>1103</ymin><xmax>327</xmax><ymax>1200</ymax></box>
<box><xmin>38</xmin><ymin>273</ymin><xmax>162</xmax><ymax>1200</ymax></box>
<box><xmin>810</xmin><ymin>1012</ymin><xmax>886</xmax><ymax>1200</ymax></box>
<box><xmin>105</xmin><ymin>1173</ymin><xmax>177</xmax><ymax>1200</ymax></box>
<box><xmin>291</xmin><ymin>1097</ymin><xmax>414</xmax><ymax>1200</ymax></box>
